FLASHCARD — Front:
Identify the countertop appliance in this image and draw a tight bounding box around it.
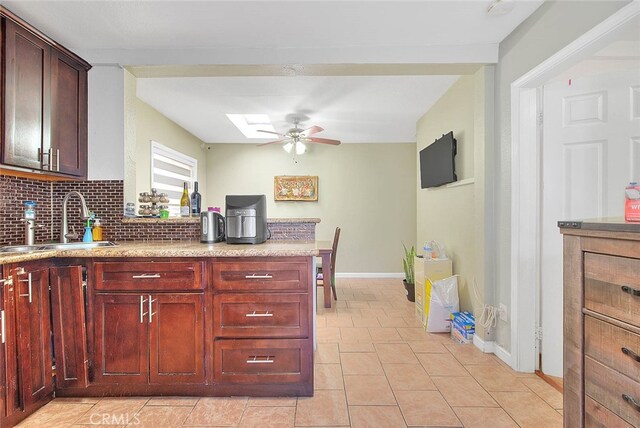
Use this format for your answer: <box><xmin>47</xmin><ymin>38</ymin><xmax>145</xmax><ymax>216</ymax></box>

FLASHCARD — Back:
<box><xmin>200</xmin><ymin>211</ymin><xmax>225</xmax><ymax>243</ymax></box>
<box><xmin>225</xmin><ymin>195</ymin><xmax>267</xmax><ymax>244</ymax></box>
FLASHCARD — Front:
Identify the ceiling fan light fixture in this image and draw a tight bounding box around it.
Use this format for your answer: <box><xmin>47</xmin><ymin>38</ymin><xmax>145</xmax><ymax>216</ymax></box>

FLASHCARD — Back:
<box><xmin>283</xmin><ymin>142</ymin><xmax>294</xmax><ymax>153</ymax></box>
<box><xmin>295</xmin><ymin>141</ymin><xmax>306</xmax><ymax>155</ymax></box>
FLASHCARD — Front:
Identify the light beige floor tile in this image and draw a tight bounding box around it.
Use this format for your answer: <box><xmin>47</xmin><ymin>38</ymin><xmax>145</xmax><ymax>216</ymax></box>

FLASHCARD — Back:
<box><xmin>383</xmin><ymin>363</ymin><xmax>437</xmax><ymax>391</ymax></box>
<box><xmin>368</xmin><ymin>327</ymin><xmax>402</xmax><ymax>342</ymax></box>
<box><xmin>395</xmin><ymin>390</ymin><xmax>461</xmax><ymax>427</ymax></box>
<box><xmin>295</xmin><ymin>390</ymin><xmax>350</xmax><ymax>427</ymax></box>
<box><xmin>377</xmin><ymin>317</ymin><xmax>408</xmax><ymax>327</ymax></box>
<box><xmin>127</xmin><ymin>405</ymin><xmax>192</xmax><ymax>427</ymax></box>
<box><xmin>182</xmin><ymin>397</ymin><xmax>247</xmax><ymax>426</ymax></box>
<box><xmin>346</xmin><ymin>301</ymin><xmax>370</xmax><ymax>309</ymax></box>
<box><xmin>403</xmin><ymin>316</ymin><xmax>425</xmax><ymax>327</ymax></box>
<box><xmin>326</xmin><ymin>315</ymin><xmax>355</xmax><ymax>328</ymax></box>
<box><xmin>238</xmin><ymin>406</ymin><xmax>295</xmax><ymax>427</ymax></box>
<box><xmin>432</xmin><ymin>376</ymin><xmax>498</xmax><ymax>407</ymax></box>
<box><xmin>340</xmin><ymin>352</ymin><xmax>383</xmax><ymax>375</ymax></box>
<box><xmin>247</xmin><ymin>397</ymin><xmax>297</xmax><ymax>407</ymax></box>
<box><xmin>339</xmin><ymin>342</ymin><xmax>375</xmax><ymax>353</ymax></box>
<box><xmin>315</xmin><ymin>363</ymin><xmax>344</xmax><ymax>390</ymax></box>
<box><xmin>453</xmin><ymin>407</ymin><xmax>519</xmax><ymax>428</ymax></box>
<box><xmin>407</xmin><ymin>340</ymin><xmax>449</xmax><ymax>354</ymax></box>
<box><xmin>316</xmin><ymin>327</ymin><xmax>341</xmax><ymax>343</ymax></box>
<box><xmin>521</xmin><ymin>376</ymin><xmax>563</xmax><ymax>410</ymax></box>
<box><xmin>416</xmin><ymin>353</ymin><xmax>469</xmax><ymax>377</ymax></box>
<box><xmin>314</xmin><ymin>343</ymin><xmax>340</xmax><ymax>364</ymax></box>
<box><xmin>315</xmin><ymin>315</ymin><xmax>327</xmax><ymax>327</ymax></box>
<box><xmin>397</xmin><ymin>327</ymin><xmax>431</xmax><ymax>341</ymax></box>
<box><xmin>351</xmin><ymin>317</ymin><xmax>381</xmax><ymax>327</ymax></box>
<box><xmin>374</xmin><ymin>343</ymin><xmax>419</xmax><ymax>364</ymax></box>
<box><xmin>349</xmin><ymin>405</ymin><xmax>407</xmax><ymax>428</ymax></box>
<box><xmin>53</xmin><ymin>397</ymin><xmax>101</xmax><ymax>404</ymax></box>
<box><xmin>382</xmin><ymin>309</ymin><xmax>409</xmax><ymax>318</ymax></box>
<box><xmin>74</xmin><ymin>398</ymin><xmax>148</xmax><ymax>425</ymax></box>
<box><xmin>339</xmin><ymin>327</ymin><xmax>372</xmax><ymax>343</ymax></box>
<box><xmin>343</xmin><ymin>375</ymin><xmax>397</xmax><ymax>405</ymax></box>
<box><xmin>465</xmin><ymin>365</ymin><xmax>529</xmax><ymax>392</ymax></box>
<box><xmin>145</xmin><ymin>397</ymin><xmax>199</xmax><ymax>406</ymax></box>
<box><xmin>491</xmin><ymin>391</ymin><xmax>563</xmax><ymax>428</ymax></box>
<box><xmin>18</xmin><ymin>402</ymin><xmax>95</xmax><ymax>427</ymax></box>
<box><xmin>426</xmin><ymin>332</ymin><xmax>453</xmax><ymax>342</ymax></box>
<box><xmin>444</xmin><ymin>342</ymin><xmax>501</xmax><ymax>365</ymax></box>
<box><xmin>359</xmin><ymin>308</ymin><xmax>382</xmax><ymax>318</ymax></box>
<box><xmin>336</xmin><ymin>307</ymin><xmax>363</xmax><ymax>316</ymax></box>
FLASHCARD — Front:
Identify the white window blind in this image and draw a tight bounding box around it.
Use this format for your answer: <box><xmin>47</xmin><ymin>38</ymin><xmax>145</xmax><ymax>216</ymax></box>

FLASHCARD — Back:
<box><xmin>150</xmin><ymin>141</ymin><xmax>197</xmax><ymax>216</ymax></box>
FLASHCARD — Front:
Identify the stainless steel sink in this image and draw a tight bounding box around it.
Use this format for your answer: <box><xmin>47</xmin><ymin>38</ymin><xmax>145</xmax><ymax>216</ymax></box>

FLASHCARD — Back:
<box><xmin>0</xmin><ymin>241</ymin><xmax>117</xmax><ymax>253</ymax></box>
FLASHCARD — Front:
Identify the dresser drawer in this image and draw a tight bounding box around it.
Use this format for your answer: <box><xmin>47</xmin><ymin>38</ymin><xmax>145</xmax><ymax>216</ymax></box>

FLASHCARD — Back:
<box><xmin>585</xmin><ymin>316</ymin><xmax>640</xmax><ymax>382</ymax></box>
<box><xmin>586</xmin><ymin>396</ymin><xmax>635</xmax><ymax>428</ymax></box>
<box><xmin>214</xmin><ymin>339</ymin><xmax>312</xmax><ymax>384</ymax></box>
<box><xmin>214</xmin><ymin>294</ymin><xmax>309</xmax><ymax>338</ymax></box>
<box><xmin>94</xmin><ymin>261</ymin><xmax>204</xmax><ymax>291</ymax></box>
<box><xmin>585</xmin><ymin>356</ymin><xmax>640</xmax><ymax>427</ymax></box>
<box><xmin>585</xmin><ymin>253</ymin><xmax>640</xmax><ymax>328</ymax></box>
<box><xmin>212</xmin><ymin>260</ymin><xmax>309</xmax><ymax>292</ymax></box>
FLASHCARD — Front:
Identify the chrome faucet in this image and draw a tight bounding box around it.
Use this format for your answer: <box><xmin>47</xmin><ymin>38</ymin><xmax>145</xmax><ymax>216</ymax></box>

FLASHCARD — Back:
<box><xmin>61</xmin><ymin>191</ymin><xmax>91</xmax><ymax>243</ymax></box>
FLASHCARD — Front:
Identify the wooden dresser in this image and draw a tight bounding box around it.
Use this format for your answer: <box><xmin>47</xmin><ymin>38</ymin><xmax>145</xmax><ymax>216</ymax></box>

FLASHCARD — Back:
<box><xmin>561</xmin><ymin>220</ymin><xmax>640</xmax><ymax>428</ymax></box>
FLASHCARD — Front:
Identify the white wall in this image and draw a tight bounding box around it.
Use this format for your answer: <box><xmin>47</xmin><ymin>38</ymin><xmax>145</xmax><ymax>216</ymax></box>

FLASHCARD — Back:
<box><xmin>87</xmin><ymin>65</ymin><xmax>124</xmax><ymax>180</ymax></box>
<box><xmin>205</xmin><ymin>143</ymin><xmax>416</xmax><ymax>274</ymax></box>
<box><xmin>493</xmin><ymin>0</ymin><xmax>628</xmax><ymax>352</ymax></box>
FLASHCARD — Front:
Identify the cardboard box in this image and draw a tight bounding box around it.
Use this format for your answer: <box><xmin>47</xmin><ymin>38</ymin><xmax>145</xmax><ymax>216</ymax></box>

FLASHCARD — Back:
<box><xmin>450</xmin><ymin>311</ymin><xmax>475</xmax><ymax>344</ymax></box>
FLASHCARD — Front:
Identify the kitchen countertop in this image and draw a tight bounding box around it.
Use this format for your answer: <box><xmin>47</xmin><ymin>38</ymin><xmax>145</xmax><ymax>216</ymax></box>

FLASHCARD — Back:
<box><xmin>558</xmin><ymin>217</ymin><xmax>640</xmax><ymax>233</ymax></box>
<box><xmin>121</xmin><ymin>217</ymin><xmax>321</xmax><ymax>224</ymax></box>
<box><xmin>0</xmin><ymin>240</ymin><xmax>321</xmax><ymax>264</ymax></box>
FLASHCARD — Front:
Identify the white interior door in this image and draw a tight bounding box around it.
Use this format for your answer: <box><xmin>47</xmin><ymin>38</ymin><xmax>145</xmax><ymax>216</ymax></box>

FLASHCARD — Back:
<box><xmin>541</xmin><ymin>68</ymin><xmax>640</xmax><ymax>377</ymax></box>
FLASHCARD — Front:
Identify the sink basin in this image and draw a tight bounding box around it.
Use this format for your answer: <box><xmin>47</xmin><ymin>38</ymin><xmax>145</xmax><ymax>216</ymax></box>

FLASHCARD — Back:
<box><xmin>0</xmin><ymin>241</ymin><xmax>117</xmax><ymax>253</ymax></box>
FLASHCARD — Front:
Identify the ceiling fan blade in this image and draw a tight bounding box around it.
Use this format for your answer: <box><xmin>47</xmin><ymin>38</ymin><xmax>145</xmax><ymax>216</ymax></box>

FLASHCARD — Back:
<box><xmin>301</xmin><ymin>125</ymin><xmax>324</xmax><ymax>137</ymax></box>
<box><xmin>257</xmin><ymin>129</ymin><xmax>286</xmax><ymax>137</ymax></box>
<box><xmin>257</xmin><ymin>139</ymin><xmax>287</xmax><ymax>147</ymax></box>
<box><xmin>307</xmin><ymin>137</ymin><xmax>341</xmax><ymax>146</ymax></box>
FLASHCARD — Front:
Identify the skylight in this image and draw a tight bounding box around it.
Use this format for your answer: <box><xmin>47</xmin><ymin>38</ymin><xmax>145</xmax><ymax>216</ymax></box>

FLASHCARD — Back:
<box><xmin>226</xmin><ymin>114</ymin><xmax>275</xmax><ymax>139</ymax></box>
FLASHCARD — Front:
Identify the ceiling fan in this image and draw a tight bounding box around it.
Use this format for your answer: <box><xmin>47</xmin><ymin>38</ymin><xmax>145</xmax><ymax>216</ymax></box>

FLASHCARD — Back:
<box><xmin>256</xmin><ymin>119</ymin><xmax>341</xmax><ymax>155</ymax></box>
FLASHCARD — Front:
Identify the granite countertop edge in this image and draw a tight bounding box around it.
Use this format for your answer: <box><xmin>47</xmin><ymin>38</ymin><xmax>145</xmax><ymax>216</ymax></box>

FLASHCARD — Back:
<box><xmin>0</xmin><ymin>240</ymin><xmax>321</xmax><ymax>264</ymax></box>
<box><xmin>121</xmin><ymin>217</ymin><xmax>321</xmax><ymax>224</ymax></box>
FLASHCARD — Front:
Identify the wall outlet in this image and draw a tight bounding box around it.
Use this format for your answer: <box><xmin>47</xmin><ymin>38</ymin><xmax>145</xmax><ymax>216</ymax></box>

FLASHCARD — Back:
<box><xmin>498</xmin><ymin>303</ymin><xmax>508</xmax><ymax>322</ymax></box>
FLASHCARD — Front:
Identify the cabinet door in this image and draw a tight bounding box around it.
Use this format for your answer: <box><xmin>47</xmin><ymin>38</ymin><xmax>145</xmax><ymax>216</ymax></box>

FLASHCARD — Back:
<box><xmin>14</xmin><ymin>268</ymin><xmax>53</xmax><ymax>409</ymax></box>
<box><xmin>1</xmin><ymin>267</ymin><xmax>20</xmax><ymax>419</ymax></box>
<box><xmin>50</xmin><ymin>49</ymin><xmax>87</xmax><ymax>177</ymax></box>
<box><xmin>149</xmin><ymin>293</ymin><xmax>205</xmax><ymax>384</ymax></box>
<box><xmin>2</xmin><ymin>19</ymin><xmax>51</xmax><ymax>170</ymax></box>
<box><xmin>93</xmin><ymin>294</ymin><xmax>149</xmax><ymax>384</ymax></box>
<box><xmin>50</xmin><ymin>266</ymin><xmax>88</xmax><ymax>388</ymax></box>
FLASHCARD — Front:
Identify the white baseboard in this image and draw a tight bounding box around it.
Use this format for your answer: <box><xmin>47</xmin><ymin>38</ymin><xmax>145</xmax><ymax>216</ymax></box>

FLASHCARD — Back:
<box><xmin>335</xmin><ymin>273</ymin><xmax>404</xmax><ymax>278</ymax></box>
<box><xmin>473</xmin><ymin>335</ymin><xmax>513</xmax><ymax>367</ymax></box>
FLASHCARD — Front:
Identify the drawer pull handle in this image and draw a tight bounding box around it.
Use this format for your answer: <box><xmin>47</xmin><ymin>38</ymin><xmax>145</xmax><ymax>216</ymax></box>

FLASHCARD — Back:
<box><xmin>621</xmin><ymin>285</ymin><xmax>640</xmax><ymax>297</ymax></box>
<box><xmin>148</xmin><ymin>295</ymin><xmax>157</xmax><ymax>324</ymax></box>
<box><xmin>132</xmin><ymin>274</ymin><xmax>161</xmax><ymax>279</ymax></box>
<box><xmin>245</xmin><ymin>274</ymin><xmax>273</xmax><ymax>279</ymax></box>
<box><xmin>139</xmin><ymin>296</ymin><xmax>148</xmax><ymax>323</ymax></box>
<box><xmin>622</xmin><ymin>394</ymin><xmax>640</xmax><ymax>413</ymax></box>
<box><xmin>622</xmin><ymin>347</ymin><xmax>640</xmax><ymax>363</ymax></box>
<box><xmin>18</xmin><ymin>273</ymin><xmax>32</xmax><ymax>303</ymax></box>
<box><xmin>246</xmin><ymin>311</ymin><xmax>273</xmax><ymax>318</ymax></box>
<box><xmin>1</xmin><ymin>310</ymin><xmax>5</xmax><ymax>344</ymax></box>
<box><xmin>246</xmin><ymin>356</ymin><xmax>275</xmax><ymax>364</ymax></box>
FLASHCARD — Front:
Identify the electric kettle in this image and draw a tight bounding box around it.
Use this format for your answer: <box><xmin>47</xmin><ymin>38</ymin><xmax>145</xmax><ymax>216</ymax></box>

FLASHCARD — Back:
<box><xmin>200</xmin><ymin>211</ymin><xmax>225</xmax><ymax>243</ymax></box>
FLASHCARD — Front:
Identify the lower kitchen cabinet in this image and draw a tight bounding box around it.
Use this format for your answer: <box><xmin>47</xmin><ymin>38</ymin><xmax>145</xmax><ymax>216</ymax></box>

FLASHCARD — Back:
<box><xmin>93</xmin><ymin>293</ymin><xmax>205</xmax><ymax>385</ymax></box>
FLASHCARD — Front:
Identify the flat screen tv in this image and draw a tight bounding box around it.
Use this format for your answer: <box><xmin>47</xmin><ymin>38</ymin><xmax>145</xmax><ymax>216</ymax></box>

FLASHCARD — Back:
<box><xmin>419</xmin><ymin>131</ymin><xmax>457</xmax><ymax>188</ymax></box>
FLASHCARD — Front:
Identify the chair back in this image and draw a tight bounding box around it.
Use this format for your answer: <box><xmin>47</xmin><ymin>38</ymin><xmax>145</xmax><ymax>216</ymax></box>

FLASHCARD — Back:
<box><xmin>330</xmin><ymin>227</ymin><xmax>341</xmax><ymax>274</ymax></box>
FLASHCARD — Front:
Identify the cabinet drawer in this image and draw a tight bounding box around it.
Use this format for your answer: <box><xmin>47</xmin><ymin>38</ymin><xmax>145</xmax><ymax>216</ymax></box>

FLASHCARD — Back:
<box><xmin>586</xmin><ymin>396</ymin><xmax>635</xmax><ymax>428</ymax></box>
<box><xmin>212</xmin><ymin>260</ymin><xmax>308</xmax><ymax>292</ymax></box>
<box><xmin>214</xmin><ymin>294</ymin><xmax>309</xmax><ymax>338</ymax></box>
<box><xmin>585</xmin><ymin>253</ymin><xmax>640</xmax><ymax>328</ymax></box>
<box><xmin>585</xmin><ymin>316</ymin><xmax>640</xmax><ymax>382</ymax></box>
<box><xmin>214</xmin><ymin>339</ymin><xmax>311</xmax><ymax>384</ymax></box>
<box><xmin>94</xmin><ymin>261</ymin><xmax>204</xmax><ymax>291</ymax></box>
<box><xmin>585</xmin><ymin>356</ymin><xmax>640</xmax><ymax>427</ymax></box>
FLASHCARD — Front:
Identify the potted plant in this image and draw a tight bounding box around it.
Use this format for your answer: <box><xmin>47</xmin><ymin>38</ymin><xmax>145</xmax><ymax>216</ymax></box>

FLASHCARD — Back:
<box><xmin>402</xmin><ymin>243</ymin><xmax>416</xmax><ymax>302</ymax></box>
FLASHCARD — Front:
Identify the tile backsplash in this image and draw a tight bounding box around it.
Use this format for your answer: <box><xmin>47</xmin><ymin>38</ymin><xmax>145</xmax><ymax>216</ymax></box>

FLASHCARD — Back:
<box><xmin>0</xmin><ymin>174</ymin><xmax>315</xmax><ymax>245</ymax></box>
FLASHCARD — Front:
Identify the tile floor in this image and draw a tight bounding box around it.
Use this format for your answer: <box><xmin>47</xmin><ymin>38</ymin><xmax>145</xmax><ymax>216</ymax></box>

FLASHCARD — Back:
<box><xmin>17</xmin><ymin>278</ymin><xmax>563</xmax><ymax>427</ymax></box>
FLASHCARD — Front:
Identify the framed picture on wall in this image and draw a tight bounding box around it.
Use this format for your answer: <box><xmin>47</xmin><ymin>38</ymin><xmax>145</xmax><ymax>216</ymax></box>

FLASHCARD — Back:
<box><xmin>274</xmin><ymin>176</ymin><xmax>318</xmax><ymax>201</ymax></box>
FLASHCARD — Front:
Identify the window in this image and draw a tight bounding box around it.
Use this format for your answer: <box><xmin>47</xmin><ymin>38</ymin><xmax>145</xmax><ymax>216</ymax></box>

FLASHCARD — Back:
<box><xmin>150</xmin><ymin>141</ymin><xmax>197</xmax><ymax>216</ymax></box>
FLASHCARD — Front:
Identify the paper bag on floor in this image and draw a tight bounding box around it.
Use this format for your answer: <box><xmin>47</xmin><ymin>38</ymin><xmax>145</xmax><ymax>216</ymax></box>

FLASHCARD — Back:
<box><xmin>424</xmin><ymin>275</ymin><xmax>459</xmax><ymax>332</ymax></box>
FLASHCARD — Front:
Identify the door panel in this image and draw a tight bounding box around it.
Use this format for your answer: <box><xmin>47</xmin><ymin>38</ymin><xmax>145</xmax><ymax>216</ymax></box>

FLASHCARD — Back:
<box><xmin>149</xmin><ymin>294</ymin><xmax>205</xmax><ymax>384</ymax></box>
<box><xmin>93</xmin><ymin>294</ymin><xmax>149</xmax><ymax>384</ymax></box>
<box><xmin>1</xmin><ymin>267</ymin><xmax>20</xmax><ymax>418</ymax></box>
<box><xmin>15</xmin><ymin>268</ymin><xmax>53</xmax><ymax>409</ymax></box>
<box><xmin>50</xmin><ymin>266</ymin><xmax>89</xmax><ymax>388</ymax></box>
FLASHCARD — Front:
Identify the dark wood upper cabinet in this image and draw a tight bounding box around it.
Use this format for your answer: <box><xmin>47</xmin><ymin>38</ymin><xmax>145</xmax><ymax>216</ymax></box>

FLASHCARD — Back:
<box><xmin>0</xmin><ymin>7</ymin><xmax>90</xmax><ymax>179</ymax></box>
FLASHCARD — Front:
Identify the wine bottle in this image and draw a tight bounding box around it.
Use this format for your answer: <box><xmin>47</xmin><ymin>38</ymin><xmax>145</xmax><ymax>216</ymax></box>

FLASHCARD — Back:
<box><xmin>191</xmin><ymin>181</ymin><xmax>202</xmax><ymax>216</ymax></box>
<box><xmin>180</xmin><ymin>182</ymin><xmax>190</xmax><ymax>217</ymax></box>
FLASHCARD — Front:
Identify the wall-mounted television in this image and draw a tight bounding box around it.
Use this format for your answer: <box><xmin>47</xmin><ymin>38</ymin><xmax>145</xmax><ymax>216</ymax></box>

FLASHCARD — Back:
<box><xmin>419</xmin><ymin>131</ymin><xmax>457</xmax><ymax>188</ymax></box>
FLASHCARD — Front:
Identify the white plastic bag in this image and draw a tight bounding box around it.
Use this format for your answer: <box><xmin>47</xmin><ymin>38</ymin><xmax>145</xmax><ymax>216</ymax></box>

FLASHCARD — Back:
<box><xmin>424</xmin><ymin>275</ymin><xmax>459</xmax><ymax>332</ymax></box>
